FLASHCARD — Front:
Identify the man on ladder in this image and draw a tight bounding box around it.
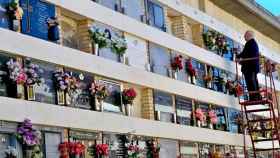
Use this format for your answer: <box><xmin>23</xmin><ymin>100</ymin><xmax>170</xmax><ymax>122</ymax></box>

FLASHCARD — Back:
<box><xmin>236</xmin><ymin>30</ymin><xmax>261</xmax><ymax>101</ymax></box>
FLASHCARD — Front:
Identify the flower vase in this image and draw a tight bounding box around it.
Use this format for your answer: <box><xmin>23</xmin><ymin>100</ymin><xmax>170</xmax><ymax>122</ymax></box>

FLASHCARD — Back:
<box><xmin>207</xmin><ymin>82</ymin><xmax>212</xmax><ymax>89</ymax></box>
<box><xmin>155</xmin><ymin>111</ymin><xmax>161</xmax><ymax>121</ymax></box>
<box><xmin>197</xmin><ymin>120</ymin><xmax>201</xmax><ymax>127</ymax></box>
<box><xmin>24</xmin><ymin>149</ymin><xmax>33</xmax><ymax>158</ymax></box>
<box><xmin>94</xmin><ymin>43</ymin><xmax>99</xmax><ymax>55</ymax></box>
<box><xmin>96</xmin><ymin>100</ymin><xmax>104</xmax><ymax>112</ymax></box>
<box><xmin>120</xmin><ymin>54</ymin><xmax>127</xmax><ymax>64</ymax></box>
<box><xmin>208</xmin><ymin>123</ymin><xmax>213</xmax><ymax>129</ymax></box>
<box><xmin>17</xmin><ymin>84</ymin><xmax>24</xmax><ymax>99</ymax></box>
<box><xmin>125</xmin><ymin>104</ymin><xmax>132</xmax><ymax>116</ymax></box>
<box><xmin>192</xmin><ymin>76</ymin><xmax>196</xmax><ymax>84</ymax></box>
<box><xmin>12</xmin><ymin>19</ymin><xmax>20</xmax><ymax>32</ymax></box>
<box><xmin>57</xmin><ymin>90</ymin><xmax>65</xmax><ymax>105</ymax></box>
<box><xmin>65</xmin><ymin>92</ymin><xmax>71</xmax><ymax>106</ymax></box>
<box><xmin>173</xmin><ymin>71</ymin><xmax>178</xmax><ymax>79</ymax></box>
<box><xmin>27</xmin><ymin>85</ymin><xmax>35</xmax><ymax>101</ymax></box>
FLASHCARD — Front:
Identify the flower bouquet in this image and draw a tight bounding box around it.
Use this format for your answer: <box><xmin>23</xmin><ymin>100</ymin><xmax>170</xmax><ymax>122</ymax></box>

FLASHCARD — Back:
<box><xmin>122</xmin><ymin>88</ymin><xmax>137</xmax><ymax>116</ymax></box>
<box><xmin>203</xmin><ymin>29</ymin><xmax>229</xmax><ymax>56</ymax></box>
<box><xmin>234</xmin><ymin>82</ymin><xmax>243</xmax><ymax>97</ymax></box>
<box><xmin>127</xmin><ymin>144</ymin><xmax>142</xmax><ymax>158</ymax></box>
<box><xmin>6</xmin><ymin>59</ymin><xmax>26</xmax><ymax>98</ymax></box>
<box><xmin>24</xmin><ymin>58</ymin><xmax>44</xmax><ymax>100</ymax></box>
<box><xmin>6</xmin><ymin>0</ymin><xmax>23</xmax><ymax>31</ymax></box>
<box><xmin>53</xmin><ymin>69</ymin><xmax>80</xmax><ymax>105</ymax></box>
<box><xmin>70</xmin><ymin>142</ymin><xmax>85</xmax><ymax>158</ymax></box>
<box><xmin>186</xmin><ymin>59</ymin><xmax>196</xmax><ymax>84</ymax></box>
<box><xmin>89</xmin><ymin>144</ymin><xmax>109</xmax><ymax>158</ymax></box>
<box><xmin>58</xmin><ymin>142</ymin><xmax>70</xmax><ymax>158</ymax></box>
<box><xmin>111</xmin><ymin>36</ymin><xmax>127</xmax><ymax>57</ymax></box>
<box><xmin>89</xmin><ymin>81</ymin><xmax>108</xmax><ymax>111</ymax></box>
<box><xmin>208</xmin><ymin>110</ymin><xmax>218</xmax><ymax>129</ymax></box>
<box><xmin>89</xmin><ymin>27</ymin><xmax>110</xmax><ymax>55</ymax></box>
<box><xmin>146</xmin><ymin>140</ymin><xmax>160</xmax><ymax>158</ymax></box>
<box><xmin>5</xmin><ymin>146</ymin><xmax>18</xmax><ymax>158</ymax></box>
<box><xmin>195</xmin><ymin>108</ymin><xmax>206</xmax><ymax>127</ymax></box>
<box><xmin>203</xmin><ymin>74</ymin><xmax>212</xmax><ymax>88</ymax></box>
<box><xmin>171</xmin><ymin>55</ymin><xmax>183</xmax><ymax>79</ymax></box>
<box><xmin>16</xmin><ymin>119</ymin><xmax>42</xmax><ymax>158</ymax></box>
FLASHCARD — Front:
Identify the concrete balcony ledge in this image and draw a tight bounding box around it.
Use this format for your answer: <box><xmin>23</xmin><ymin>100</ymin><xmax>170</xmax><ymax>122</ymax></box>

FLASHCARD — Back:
<box><xmin>0</xmin><ymin>96</ymin><xmax>250</xmax><ymax>146</ymax></box>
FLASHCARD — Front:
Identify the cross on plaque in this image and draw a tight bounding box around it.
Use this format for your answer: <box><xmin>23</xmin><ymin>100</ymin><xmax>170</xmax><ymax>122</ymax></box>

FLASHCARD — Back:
<box><xmin>21</xmin><ymin>0</ymin><xmax>33</xmax><ymax>32</ymax></box>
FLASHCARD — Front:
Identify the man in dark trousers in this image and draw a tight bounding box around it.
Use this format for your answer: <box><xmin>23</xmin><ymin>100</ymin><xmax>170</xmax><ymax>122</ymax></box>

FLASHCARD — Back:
<box><xmin>236</xmin><ymin>30</ymin><xmax>260</xmax><ymax>101</ymax></box>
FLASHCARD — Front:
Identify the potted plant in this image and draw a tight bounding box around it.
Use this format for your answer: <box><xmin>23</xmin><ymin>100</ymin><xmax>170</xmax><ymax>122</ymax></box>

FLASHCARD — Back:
<box><xmin>122</xmin><ymin>88</ymin><xmax>137</xmax><ymax>116</ymax></box>
<box><xmin>6</xmin><ymin>0</ymin><xmax>23</xmax><ymax>32</ymax></box>
<box><xmin>53</xmin><ymin>69</ymin><xmax>80</xmax><ymax>105</ymax></box>
<box><xmin>171</xmin><ymin>55</ymin><xmax>183</xmax><ymax>79</ymax></box>
<box><xmin>15</xmin><ymin>119</ymin><xmax>42</xmax><ymax>158</ymax></box>
<box><xmin>89</xmin><ymin>81</ymin><xmax>109</xmax><ymax>111</ymax></box>
<box><xmin>111</xmin><ymin>36</ymin><xmax>128</xmax><ymax>63</ymax></box>
<box><xmin>6</xmin><ymin>59</ymin><xmax>26</xmax><ymax>98</ymax></box>
<box><xmin>186</xmin><ymin>59</ymin><xmax>196</xmax><ymax>84</ymax></box>
<box><xmin>24</xmin><ymin>58</ymin><xmax>44</xmax><ymax>101</ymax></box>
<box><xmin>207</xmin><ymin>109</ymin><xmax>218</xmax><ymax>129</ymax></box>
<box><xmin>194</xmin><ymin>108</ymin><xmax>206</xmax><ymax>127</ymax></box>
<box><xmin>89</xmin><ymin>27</ymin><xmax>110</xmax><ymax>55</ymax></box>
<box><xmin>5</xmin><ymin>146</ymin><xmax>18</xmax><ymax>158</ymax></box>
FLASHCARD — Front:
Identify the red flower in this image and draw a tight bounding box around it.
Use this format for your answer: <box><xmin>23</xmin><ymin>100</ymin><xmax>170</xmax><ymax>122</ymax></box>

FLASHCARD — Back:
<box><xmin>58</xmin><ymin>142</ymin><xmax>70</xmax><ymax>158</ymax></box>
<box><xmin>171</xmin><ymin>55</ymin><xmax>183</xmax><ymax>71</ymax></box>
<box><xmin>235</xmin><ymin>83</ymin><xmax>243</xmax><ymax>97</ymax></box>
<box><xmin>122</xmin><ymin>88</ymin><xmax>137</xmax><ymax>105</ymax></box>
<box><xmin>186</xmin><ymin>59</ymin><xmax>196</xmax><ymax>77</ymax></box>
<box><xmin>96</xmin><ymin>144</ymin><xmax>109</xmax><ymax>156</ymax></box>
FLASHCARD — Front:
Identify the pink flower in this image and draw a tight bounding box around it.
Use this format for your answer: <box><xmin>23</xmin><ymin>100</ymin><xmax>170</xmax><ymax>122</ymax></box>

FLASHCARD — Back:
<box><xmin>208</xmin><ymin>110</ymin><xmax>218</xmax><ymax>124</ymax></box>
<box><xmin>195</xmin><ymin>108</ymin><xmax>206</xmax><ymax>121</ymax></box>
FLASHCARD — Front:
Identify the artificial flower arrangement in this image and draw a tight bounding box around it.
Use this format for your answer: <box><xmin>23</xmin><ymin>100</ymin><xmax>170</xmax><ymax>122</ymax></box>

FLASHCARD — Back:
<box><xmin>6</xmin><ymin>0</ymin><xmax>23</xmax><ymax>20</ymax></box>
<box><xmin>186</xmin><ymin>59</ymin><xmax>196</xmax><ymax>84</ymax></box>
<box><xmin>126</xmin><ymin>143</ymin><xmax>143</xmax><ymax>158</ymax></box>
<box><xmin>88</xmin><ymin>143</ymin><xmax>109</xmax><ymax>158</ymax></box>
<box><xmin>146</xmin><ymin>140</ymin><xmax>160</xmax><ymax>158</ymax></box>
<box><xmin>24</xmin><ymin>58</ymin><xmax>44</xmax><ymax>100</ymax></box>
<box><xmin>5</xmin><ymin>146</ymin><xmax>18</xmax><ymax>158</ymax></box>
<box><xmin>202</xmin><ymin>29</ymin><xmax>230</xmax><ymax>56</ymax></box>
<box><xmin>6</xmin><ymin>59</ymin><xmax>26</xmax><ymax>85</ymax></box>
<box><xmin>53</xmin><ymin>69</ymin><xmax>80</xmax><ymax>105</ymax></box>
<box><xmin>89</xmin><ymin>27</ymin><xmax>110</xmax><ymax>50</ymax></box>
<box><xmin>207</xmin><ymin>109</ymin><xmax>218</xmax><ymax>127</ymax></box>
<box><xmin>111</xmin><ymin>36</ymin><xmax>128</xmax><ymax>56</ymax></box>
<box><xmin>89</xmin><ymin>81</ymin><xmax>109</xmax><ymax>103</ymax></box>
<box><xmin>122</xmin><ymin>88</ymin><xmax>137</xmax><ymax>116</ymax></box>
<box><xmin>194</xmin><ymin>108</ymin><xmax>206</xmax><ymax>125</ymax></box>
<box><xmin>89</xmin><ymin>27</ymin><xmax>128</xmax><ymax>58</ymax></box>
<box><xmin>15</xmin><ymin>119</ymin><xmax>43</xmax><ymax>158</ymax></box>
<box><xmin>171</xmin><ymin>55</ymin><xmax>183</xmax><ymax>72</ymax></box>
<box><xmin>58</xmin><ymin>141</ymin><xmax>85</xmax><ymax>158</ymax></box>
<box><xmin>122</xmin><ymin>88</ymin><xmax>137</xmax><ymax>105</ymax></box>
<box><xmin>234</xmin><ymin>82</ymin><xmax>243</xmax><ymax>97</ymax></box>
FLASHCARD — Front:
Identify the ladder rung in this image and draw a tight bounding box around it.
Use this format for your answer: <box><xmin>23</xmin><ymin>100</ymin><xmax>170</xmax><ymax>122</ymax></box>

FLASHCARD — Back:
<box><xmin>250</xmin><ymin>128</ymin><xmax>275</xmax><ymax>132</ymax></box>
<box><xmin>253</xmin><ymin>137</ymin><xmax>278</xmax><ymax>142</ymax></box>
<box><xmin>248</xmin><ymin>118</ymin><xmax>272</xmax><ymax>123</ymax></box>
<box><xmin>246</xmin><ymin>108</ymin><xmax>271</xmax><ymax>113</ymax></box>
<box><xmin>240</xmin><ymin>99</ymin><xmax>272</xmax><ymax>106</ymax></box>
<box><xmin>255</xmin><ymin>148</ymin><xmax>280</xmax><ymax>152</ymax></box>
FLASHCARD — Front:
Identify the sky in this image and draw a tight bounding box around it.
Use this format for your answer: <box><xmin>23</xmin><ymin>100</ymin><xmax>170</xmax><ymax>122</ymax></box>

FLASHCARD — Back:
<box><xmin>255</xmin><ymin>0</ymin><xmax>280</xmax><ymax>16</ymax></box>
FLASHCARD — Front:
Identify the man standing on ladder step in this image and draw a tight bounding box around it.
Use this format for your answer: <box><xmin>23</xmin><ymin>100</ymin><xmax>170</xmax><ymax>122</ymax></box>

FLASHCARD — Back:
<box><xmin>236</xmin><ymin>30</ymin><xmax>261</xmax><ymax>101</ymax></box>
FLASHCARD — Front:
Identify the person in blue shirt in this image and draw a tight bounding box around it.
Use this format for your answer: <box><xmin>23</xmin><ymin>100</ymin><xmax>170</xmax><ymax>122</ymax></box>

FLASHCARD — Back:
<box><xmin>236</xmin><ymin>31</ymin><xmax>260</xmax><ymax>101</ymax></box>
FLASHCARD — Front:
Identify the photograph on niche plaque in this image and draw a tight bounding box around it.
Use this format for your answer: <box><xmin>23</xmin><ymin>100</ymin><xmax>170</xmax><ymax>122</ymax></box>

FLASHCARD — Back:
<box><xmin>154</xmin><ymin>90</ymin><xmax>175</xmax><ymax>123</ymax></box>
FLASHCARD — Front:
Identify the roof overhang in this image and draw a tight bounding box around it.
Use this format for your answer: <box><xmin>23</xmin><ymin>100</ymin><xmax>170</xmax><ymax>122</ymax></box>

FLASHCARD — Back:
<box><xmin>209</xmin><ymin>0</ymin><xmax>280</xmax><ymax>43</ymax></box>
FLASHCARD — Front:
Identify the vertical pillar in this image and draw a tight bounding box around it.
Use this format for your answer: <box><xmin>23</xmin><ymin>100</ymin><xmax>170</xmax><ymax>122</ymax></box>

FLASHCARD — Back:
<box><xmin>141</xmin><ymin>88</ymin><xmax>155</xmax><ymax>120</ymax></box>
